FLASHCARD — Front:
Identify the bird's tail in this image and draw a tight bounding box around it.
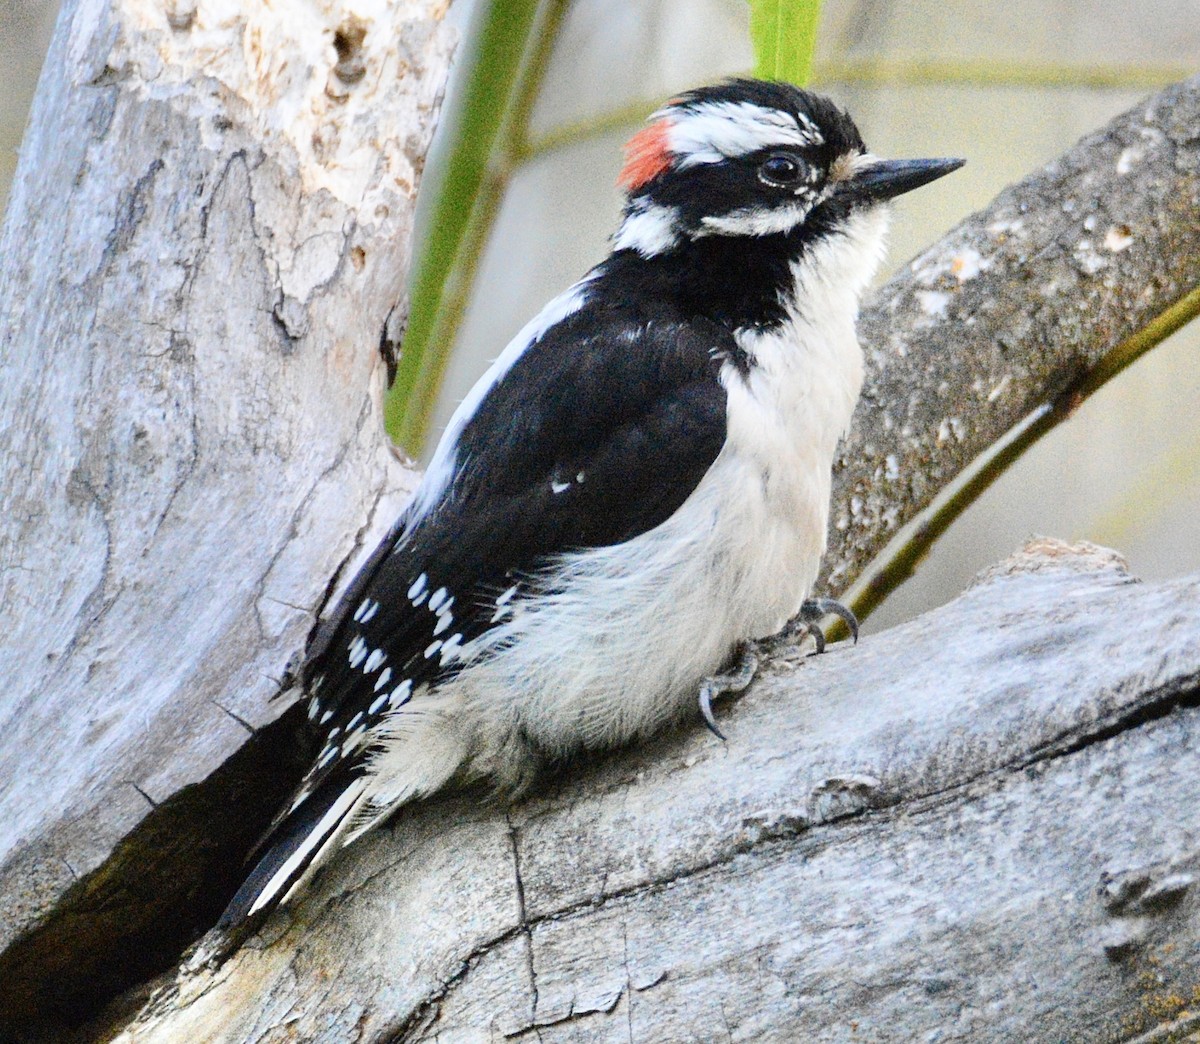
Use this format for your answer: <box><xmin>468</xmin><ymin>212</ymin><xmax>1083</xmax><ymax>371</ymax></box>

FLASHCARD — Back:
<box><xmin>215</xmin><ymin>771</ymin><xmax>369</xmax><ymax>935</ymax></box>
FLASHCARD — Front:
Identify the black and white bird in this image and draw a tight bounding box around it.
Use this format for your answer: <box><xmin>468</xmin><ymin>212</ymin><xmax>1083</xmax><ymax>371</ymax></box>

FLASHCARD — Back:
<box><xmin>219</xmin><ymin>79</ymin><xmax>961</xmax><ymax>930</ymax></box>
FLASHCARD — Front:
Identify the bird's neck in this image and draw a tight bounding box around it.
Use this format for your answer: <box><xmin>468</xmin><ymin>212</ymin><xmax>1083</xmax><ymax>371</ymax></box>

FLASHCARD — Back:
<box><xmin>599</xmin><ymin>229</ymin><xmax>801</xmax><ymax>331</ymax></box>
<box><xmin>602</xmin><ymin>199</ymin><xmax>890</xmax><ymax>335</ymax></box>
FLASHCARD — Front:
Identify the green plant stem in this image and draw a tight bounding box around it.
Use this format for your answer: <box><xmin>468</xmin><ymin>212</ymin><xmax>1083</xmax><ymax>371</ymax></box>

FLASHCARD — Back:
<box><xmin>749</xmin><ymin>0</ymin><xmax>822</xmax><ymax>84</ymax></box>
<box><xmin>388</xmin><ymin>0</ymin><xmax>568</xmax><ymax>454</ymax></box>
<box><xmin>816</xmin><ymin>57</ymin><xmax>1193</xmax><ymax>91</ymax></box>
<box><xmin>522</xmin><ymin>61</ymin><xmax>1189</xmax><ymax>165</ymax></box>
<box><xmin>838</xmin><ymin>282</ymin><xmax>1200</xmax><ymax>633</ymax></box>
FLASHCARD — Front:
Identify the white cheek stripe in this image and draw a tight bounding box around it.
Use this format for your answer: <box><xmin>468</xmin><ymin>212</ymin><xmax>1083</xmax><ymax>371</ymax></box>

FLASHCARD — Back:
<box><xmin>613</xmin><ymin>200</ymin><xmax>681</xmax><ymax>257</ymax></box>
<box><xmin>699</xmin><ymin>199</ymin><xmax>816</xmax><ymax>238</ymax></box>
<box><xmin>662</xmin><ymin>101</ymin><xmax>822</xmax><ymax>168</ymax></box>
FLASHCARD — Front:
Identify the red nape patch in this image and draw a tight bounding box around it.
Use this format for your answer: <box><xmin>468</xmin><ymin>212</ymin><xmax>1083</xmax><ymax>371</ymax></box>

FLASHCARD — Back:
<box><xmin>618</xmin><ymin>119</ymin><xmax>673</xmax><ymax>190</ymax></box>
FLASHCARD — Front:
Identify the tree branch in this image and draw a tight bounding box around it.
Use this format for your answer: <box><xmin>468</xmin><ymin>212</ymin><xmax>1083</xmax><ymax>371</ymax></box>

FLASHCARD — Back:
<box><xmin>824</xmin><ymin>75</ymin><xmax>1200</xmax><ymax>604</ymax></box>
<box><xmin>0</xmin><ymin>0</ymin><xmax>451</xmax><ymax>1032</ymax></box>
<box><xmin>1</xmin><ymin>12</ymin><xmax>1197</xmax><ymax>1036</ymax></box>
<box><xmin>114</xmin><ymin>541</ymin><xmax>1200</xmax><ymax>1042</ymax></box>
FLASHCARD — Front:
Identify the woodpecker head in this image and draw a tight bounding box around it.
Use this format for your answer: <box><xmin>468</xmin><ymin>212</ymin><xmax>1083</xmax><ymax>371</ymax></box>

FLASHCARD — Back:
<box><xmin>613</xmin><ymin>79</ymin><xmax>963</xmax><ymax>258</ymax></box>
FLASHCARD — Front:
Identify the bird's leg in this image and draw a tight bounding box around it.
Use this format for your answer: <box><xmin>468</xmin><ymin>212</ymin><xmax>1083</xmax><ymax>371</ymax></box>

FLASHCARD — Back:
<box><xmin>758</xmin><ymin>597</ymin><xmax>859</xmax><ymax>658</ymax></box>
<box><xmin>696</xmin><ymin>598</ymin><xmax>859</xmax><ymax>740</ymax></box>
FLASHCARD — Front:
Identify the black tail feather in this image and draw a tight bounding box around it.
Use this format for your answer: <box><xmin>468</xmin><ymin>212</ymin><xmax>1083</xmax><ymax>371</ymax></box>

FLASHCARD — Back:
<box><xmin>216</xmin><ymin>766</ymin><xmax>367</xmax><ymax>935</ymax></box>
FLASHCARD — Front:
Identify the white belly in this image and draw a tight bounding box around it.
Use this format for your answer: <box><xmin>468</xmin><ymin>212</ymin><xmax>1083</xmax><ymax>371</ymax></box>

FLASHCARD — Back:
<box><xmin>364</xmin><ymin>208</ymin><xmax>887</xmax><ymax>803</ymax></box>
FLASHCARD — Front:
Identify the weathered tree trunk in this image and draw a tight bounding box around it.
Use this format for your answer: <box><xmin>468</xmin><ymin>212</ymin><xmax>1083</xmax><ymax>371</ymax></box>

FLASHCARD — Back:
<box><xmin>0</xmin><ymin>0</ymin><xmax>449</xmax><ymax>1034</ymax></box>
<box><xmin>0</xmin><ymin>0</ymin><xmax>1197</xmax><ymax>1036</ymax></box>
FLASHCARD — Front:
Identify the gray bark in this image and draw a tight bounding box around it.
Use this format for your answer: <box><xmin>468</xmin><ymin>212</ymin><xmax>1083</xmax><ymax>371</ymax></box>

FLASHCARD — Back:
<box><xmin>823</xmin><ymin>75</ymin><xmax>1200</xmax><ymax>594</ymax></box>
<box><xmin>0</xmin><ymin>1</ymin><xmax>1197</xmax><ymax>1036</ymax></box>
<box><xmin>0</xmin><ymin>0</ymin><xmax>449</xmax><ymax>1031</ymax></box>
<box><xmin>114</xmin><ymin>541</ymin><xmax>1200</xmax><ymax>1043</ymax></box>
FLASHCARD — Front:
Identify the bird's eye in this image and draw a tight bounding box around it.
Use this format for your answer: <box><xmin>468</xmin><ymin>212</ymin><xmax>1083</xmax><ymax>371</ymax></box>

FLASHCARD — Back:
<box><xmin>758</xmin><ymin>153</ymin><xmax>805</xmax><ymax>187</ymax></box>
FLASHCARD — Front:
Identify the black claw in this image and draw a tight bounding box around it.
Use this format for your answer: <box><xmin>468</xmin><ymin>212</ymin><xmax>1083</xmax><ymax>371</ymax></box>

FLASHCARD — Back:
<box><xmin>695</xmin><ymin>642</ymin><xmax>761</xmax><ymax>742</ymax></box>
<box><xmin>698</xmin><ymin>682</ymin><xmax>727</xmax><ymax>741</ymax></box>
<box><xmin>805</xmin><ymin>620</ymin><xmax>826</xmax><ymax>655</ymax></box>
<box><xmin>799</xmin><ymin>597</ymin><xmax>859</xmax><ymax>647</ymax></box>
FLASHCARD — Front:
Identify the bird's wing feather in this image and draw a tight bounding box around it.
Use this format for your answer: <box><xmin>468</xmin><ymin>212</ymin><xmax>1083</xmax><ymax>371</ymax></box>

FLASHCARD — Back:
<box><xmin>294</xmin><ymin>314</ymin><xmax>738</xmax><ymax>799</ymax></box>
<box><xmin>218</xmin><ymin>315</ymin><xmax>739</xmax><ymax>932</ymax></box>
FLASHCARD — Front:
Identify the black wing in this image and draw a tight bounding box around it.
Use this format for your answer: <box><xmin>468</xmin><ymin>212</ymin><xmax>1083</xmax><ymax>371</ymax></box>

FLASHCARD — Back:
<box><xmin>306</xmin><ymin>314</ymin><xmax>737</xmax><ymax>767</ymax></box>
<box><xmin>218</xmin><ymin>314</ymin><xmax>740</xmax><ymax>930</ymax></box>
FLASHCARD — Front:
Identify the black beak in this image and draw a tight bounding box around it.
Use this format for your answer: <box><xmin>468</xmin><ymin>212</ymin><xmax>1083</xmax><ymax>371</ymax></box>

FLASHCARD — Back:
<box><xmin>843</xmin><ymin>156</ymin><xmax>965</xmax><ymax>204</ymax></box>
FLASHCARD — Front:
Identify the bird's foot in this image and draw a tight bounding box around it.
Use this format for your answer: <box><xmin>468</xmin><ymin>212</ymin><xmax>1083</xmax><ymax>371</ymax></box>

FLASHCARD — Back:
<box><xmin>697</xmin><ymin>642</ymin><xmax>760</xmax><ymax>741</ymax></box>
<box><xmin>759</xmin><ymin>597</ymin><xmax>859</xmax><ymax>657</ymax></box>
<box><xmin>695</xmin><ymin>598</ymin><xmax>858</xmax><ymax>741</ymax></box>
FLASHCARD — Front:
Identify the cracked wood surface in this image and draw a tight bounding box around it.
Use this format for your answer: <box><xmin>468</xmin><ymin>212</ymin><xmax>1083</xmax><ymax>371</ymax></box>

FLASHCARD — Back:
<box><xmin>0</xmin><ymin>0</ymin><xmax>449</xmax><ymax>1028</ymax></box>
<box><xmin>114</xmin><ymin>540</ymin><xmax>1200</xmax><ymax>1042</ymax></box>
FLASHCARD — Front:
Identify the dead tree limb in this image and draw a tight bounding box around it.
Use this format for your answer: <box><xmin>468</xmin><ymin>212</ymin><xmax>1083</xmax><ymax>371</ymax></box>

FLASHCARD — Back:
<box><xmin>116</xmin><ymin>541</ymin><xmax>1200</xmax><ymax>1042</ymax></box>
<box><xmin>0</xmin><ymin>0</ymin><xmax>450</xmax><ymax>1032</ymax></box>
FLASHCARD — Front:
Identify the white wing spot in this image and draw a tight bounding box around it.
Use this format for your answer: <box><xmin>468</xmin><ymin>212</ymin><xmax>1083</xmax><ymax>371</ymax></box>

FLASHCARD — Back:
<box><xmin>496</xmin><ymin>585</ymin><xmax>518</xmax><ymax>607</ymax></box>
<box><xmin>433</xmin><ymin>612</ymin><xmax>453</xmax><ymax>636</ymax></box>
<box><xmin>428</xmin><ymin>587</ymin><xmax>449</xmax><ymax>612</ymax></box>
<box><xmin>307</xmin><ymin>697</ymin><xmax>320</xmax><ymax>721</ymax></box>
<box><xmin>374</xmin><ymin>667</ymin><xmax>392</xmax><ymax>692</ymax></box>
<box><xmin>354</xmin><ymin>598</ymin><xmax>379</xmax><ymax>623</ymax></box>
<box><xmin>389</xmin><ymin>679</ymin><xmax>413</xmax><ymax>707</ymax></box>
<box><xmin>319</xmin><ymin>709</ymin><xmax>333</xmax><ymax>725</ymax></box>
<box><xmin>369</xmin><ymin>692</ymin><xmax>388</xmax><ymax>715</ymax></box>
<box><xmin>576</xmin><ymin>471</ymin><xmax>585</xmax><ymax>483</ymax></box>
<box><xmin>348</xmin><ymin>635</ymin><xmax>368</xmax><ymax>668</ymax></box>
<box><xmin>440</xmin><ymin>633</ymin><xmax>464</xmax><ymax>662</ymax></box>
<box><xmin>317</xmin><ymin>745</ymin><xmax>338</xmax><ymax>769</ymax></box>
<box><xmin>346</xmin><ymin>712</ymin><xmax>363</xmax><ymax>733</ymax></box>
<box><xmin>407</xmin><ymin>573</ymin><xmax>427</xmax><ymax>601</ymax></box>
<box><xmin>364</xmin><ymin>648</ymin><xmax>385</xmax><ymax>673</ymax></box>
<box><xmin>551</xmin><ymin>480</ymin><xmax>570</xmax><ymax>494</ymax></box>
<box><xmin>424</xmin><ymin>640</ymin><xmax>443</xmax><ymax>659</ymax></box>
<box><xmin>360</xmin><ymin>600</ymin><xmax>379</xmax><ymax>623</ymax></box>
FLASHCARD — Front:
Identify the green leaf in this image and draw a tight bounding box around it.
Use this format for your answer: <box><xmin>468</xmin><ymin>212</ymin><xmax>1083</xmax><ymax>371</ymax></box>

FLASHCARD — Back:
<box><xmin>748</xmin><ymin>0</ymin><xmax>823</xmax><ymax>85</ymax></box>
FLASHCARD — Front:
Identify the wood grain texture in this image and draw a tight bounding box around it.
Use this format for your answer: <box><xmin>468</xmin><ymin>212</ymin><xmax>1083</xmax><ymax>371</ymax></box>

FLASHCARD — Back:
<box><xmin>823</xmin><ymin>75</ymin><xmax>1200</xmax><ymax>595</ymax></box>
<box><xmin>0</xmin><ymin>0</ymin><xmax>451</xmax><ymax>1029</ymax></box>
<box><xmin>113</xmin><ymin>540</ymin><xmax>1200</xmax><ymax>1042</ymax></box>
<box><xmin>2</xmin><ymin>11</ymin><xmax>1198</xmax><ymax>1037</ymax></box>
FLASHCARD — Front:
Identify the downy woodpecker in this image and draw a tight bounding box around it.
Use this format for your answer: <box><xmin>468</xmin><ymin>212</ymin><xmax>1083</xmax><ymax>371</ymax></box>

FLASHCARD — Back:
<box><xmin>220</xmin><ymin>79</ymin><xmax>962</xmax><ymax>930</ymax></box>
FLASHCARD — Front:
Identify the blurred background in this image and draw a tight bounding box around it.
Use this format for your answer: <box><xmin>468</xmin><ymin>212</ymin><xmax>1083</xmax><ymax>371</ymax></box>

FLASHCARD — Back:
<box><xmin>4</xmin><ymin>0</ymin><xmax>1197</xmax><ymax>632</ymax></box>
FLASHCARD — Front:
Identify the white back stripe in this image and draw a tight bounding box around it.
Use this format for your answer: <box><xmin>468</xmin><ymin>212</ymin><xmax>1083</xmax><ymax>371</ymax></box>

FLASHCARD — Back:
<box><xmin>404</xmin><ymin>277</ymin><xmax>596</xmax><ymax>529</ymax></box>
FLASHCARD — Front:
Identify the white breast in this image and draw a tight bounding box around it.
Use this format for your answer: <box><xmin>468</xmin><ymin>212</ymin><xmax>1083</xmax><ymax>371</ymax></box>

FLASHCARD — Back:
<box><xmin>365</xmin><ymin>207</ymin><xmax>891</xmax><ymax>801</ymax></box>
